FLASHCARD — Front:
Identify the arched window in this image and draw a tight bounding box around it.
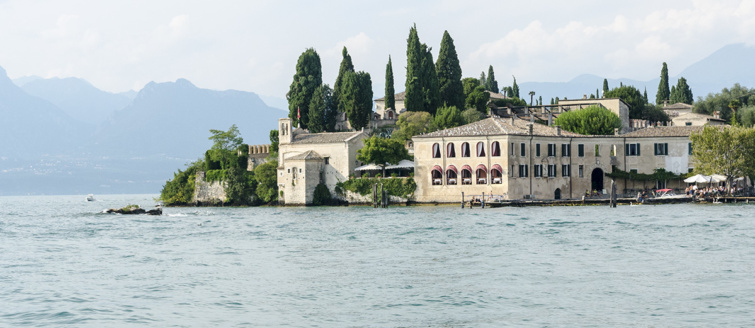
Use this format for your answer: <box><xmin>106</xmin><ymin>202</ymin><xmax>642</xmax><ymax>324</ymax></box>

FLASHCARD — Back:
<box><xmin>431</xmin><ymin>165</ymin><xmax>443</xmax><ymax>185</ymax></box>
<box><xmin>461</xmin><ymin>165</ymin><xmax>472</xmax><ymax>185</ymax></box>
<box><xmin>491</xmin><ymin>141</ymin><xmax>501</xmax><ymax>157</ymax></box>
<box><xmin>491</xmin><ymin>164</ymin><xmax>503</xmax><ymax>184</ymax></box>
<box><xmin>461</xmin><ymin>142</ymin><xmax>470</xmax><ymax>157</ymax></box>
<box><xmin>477</xmin><ymin>142</ymin><xmax>486</xmax><ymax>157</ymax></box>
<box><xmin>476</xmin><ymin>164</ymin><xmax>488</xmax><ymax>184</ymax></box>
<box><xmin>447</xmin><ymin>143</ymin><xmax>456</xmax><ymax>158</ymax></box>
<box><xmin>432</xmin><ymin>143</ymin><xmax>441</xmax><ymax>158</ymax></box>
<box><xmin>446</xmin><ymin>165</ymin><xmax>458</xmax><ymax>185</ymax></box>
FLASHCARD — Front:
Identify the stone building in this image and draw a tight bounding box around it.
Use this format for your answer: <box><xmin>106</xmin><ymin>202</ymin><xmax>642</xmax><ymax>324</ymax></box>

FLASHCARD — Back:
<box><xmin>662</xmin><ymin>102</ymin><xmax>726</xmax><ymax>126</ymax></box>
<box><xmin>374</xmin><ymin>91</ymin><xmax>405</xmax><ymax>119</ymax></box>
<box><xmin>557</xmin><ymin>98</ymin><xmax>631</xmax><ymax>133</ymax></box>
<box><xmin>277</xmin><ymin>118</ymin><xmax>368</xmax><ymax>205</ymax></box>
<box><xmin>412</xmin><ymin>116</ymin><xmax>700</xmax><ymax>202</ymax></box>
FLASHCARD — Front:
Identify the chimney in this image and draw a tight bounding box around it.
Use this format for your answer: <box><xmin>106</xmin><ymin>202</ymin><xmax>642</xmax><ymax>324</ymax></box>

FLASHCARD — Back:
<box><xmin>527</xmin><ymin>123</ymin><xmax>533</xmax><ymax>135</ymax></box>
<box><xmin>583</xmin><ymin>94</ymin><xmax>587</xmax><ymax>99</ymax></box>
<box><xmin>614</xmin><ymin>128</ymin><xmax>619</xmax><ymax>136</ymax></box>
<box><xmin>556</xmin><ymin>126</ymin><xmax>561</xmax><ymax>136</ymax></box>
<box><xmin>548</xmin><ymin>111</ymin><xmax>553</xmax><ymax>126</ymax></box>
<box><xmin>511</xmin><ymin>116</ymin><xmax>515</xmax><ymax>125</ymax></box>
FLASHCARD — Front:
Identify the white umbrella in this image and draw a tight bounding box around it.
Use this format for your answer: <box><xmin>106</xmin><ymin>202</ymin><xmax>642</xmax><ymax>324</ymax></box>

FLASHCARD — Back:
<box><xmin>684</xmin><ymin>174</ymin><xmax>710</xmax><ymax>183</ymax></box>
<box><xmin>710</xmin><ymin>174</ymin><xmax>727</xmax><ymax>183</ymax></box>
<box><xmin>354</xmin><ymin>163</ymin><xmax>383</xmax><ymax>171</ymax></box>
<box><xmin>385</xmin><ymin>159</ymin><xmax>414</xmax><ymax>170</ymax></box>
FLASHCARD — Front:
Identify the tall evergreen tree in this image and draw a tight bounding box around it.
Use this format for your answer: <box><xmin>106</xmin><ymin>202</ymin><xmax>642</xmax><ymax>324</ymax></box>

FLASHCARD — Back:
<box><xmin>486</xmin><ymin>65</ymin><xmax>499</xmax><ymax>93</ymax></box>
<box><xmin>341</xmin><ymin>71</ymin><xmax>373</xmax><ymax>130</ymax></box>
<box><xmin>435</xmin><ymin>30</ymin><xmax>464</xmax><ymax>110</ymax></box>
<box><xmin>512</xmin><ymin>76</ymin><xmax>520</xmax><ymax>98</ymax></box>
<box><xmin>308</xmin><ymin>84</ymin><xmax>336</xmax><ymax>133</ymax></box>
<box><xmin>602</xmin><ymin>78</ymin><xmax>609</xmax><ymax>96</ymax></box>
<box><xmin>656</xmin><ymin>62</ymin><xmax>670</xmax><ymax>105</ymax></box>
<box><xmin>420</xmin><ymin>43</ymin><xmax>440</xmax><ymax>115</ymax></box>
<box><xmin>385</xmin><ymin>56</ymin><xmax>395</xmax><ymax>110</ymax></box>
<box><xmin>405</xmin><ymin>24</ymin><xmax>423</xmax><ymax>112</ymax></box>
<box><xmin>539</xmin><ymin>96</ymin><xmax>543</xmax><ymax>106</ymax></box>
<box><xmin>333</xmin><ymin>47</ymin><xmax>355</xmax><ymax>114</ymax></box>
<box><xmin>596</xmin><ymin>88</ymin><xmax>600</xmax><ymax>99</ymax></box>
<box><xmin>643</xmin><ymin>87</ymin><xmax>648</xmax><ymax>104</ymax></box>
<box><xmin>504</xmin><ymin>86</ymin><xmax>513</xmax><ymax>98</ymax></box>
<box><xmin>669</xmin><ymin>77</ymin><xmax>694</xmax><ymax>104</ymax></box>
<box><xmin>479</xmin><ymin>71</ymin><xmax>486</xmax><ymax>88</ymax></box>
<box><xmin>287</xmin><ymin>48</ymin><xmax>322</xmax><ymax>129</ymax></box>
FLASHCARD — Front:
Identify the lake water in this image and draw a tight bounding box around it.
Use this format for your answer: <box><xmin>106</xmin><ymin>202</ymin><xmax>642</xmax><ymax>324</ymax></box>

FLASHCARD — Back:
<box><xmin>1</xmin><ymin>194</ymin><xmax>755</xmax><ymax>327</ymax></box>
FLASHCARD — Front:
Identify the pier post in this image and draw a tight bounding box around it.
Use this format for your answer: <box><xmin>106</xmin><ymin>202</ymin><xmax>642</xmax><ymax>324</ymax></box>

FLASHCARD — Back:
<box><xmin>481</xmin><ymin>192</ymin><xmax>485</xmax><ymax>208</ymax></box>
<box><xmin>461</xmin><ymin>192</ymin><xmax>465</xmax><ymax>208</ymax></box>
<box><xmin>610</xmin><ymin>179</ymin><xmax>617</xmax><ymax>208</ymax></box>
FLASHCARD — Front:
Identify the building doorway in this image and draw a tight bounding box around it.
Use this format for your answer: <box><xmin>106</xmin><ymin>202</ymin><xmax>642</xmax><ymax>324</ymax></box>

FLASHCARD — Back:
<box><xmin>591</xmin><ymin>168</ymin><xmax>604</xmax><ymax>192</ymax></box>
<box><xmin>554</xmin><ymin>188</ymin><xmax>561</xmax><ymax>200</ymax></box>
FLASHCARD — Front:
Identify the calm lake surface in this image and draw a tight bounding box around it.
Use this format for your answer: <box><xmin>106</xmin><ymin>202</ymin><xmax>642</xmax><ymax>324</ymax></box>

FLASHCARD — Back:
<box><xmin>1</xmin><ymin>194</ymin><xmax>754</xmax><ymax>327</ymax></box>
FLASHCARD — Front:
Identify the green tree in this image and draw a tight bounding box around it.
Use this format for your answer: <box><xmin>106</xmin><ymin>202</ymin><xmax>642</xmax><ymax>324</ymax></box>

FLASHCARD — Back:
<box><xmin>308</xmin><ymin>84</ymin><xmax>335</xmax><ymax>133</ymax></box>
<box><xmin>209</xmin><ymin>124</ymin><xmax>243</xmax><ymax>151</ymax></box>
<box><xmin>554</xmin><ymin>105</ymin><xmax>622</xmax><ymax>135</ymax></box>
<box><xmin>433</xmin><ymin>104</ymin><xmax>463</xmax><ymax>130</ymax></box>
<box><xmin>341</xmin><ymin>71</ymin><xmax>373</xmax><ymax>130</ymax></box>
<box><xmin>656</xmin><ymin>62</ymin><xmax>670</xmax><ymax>105</ymax></box>
<box><xmin>225</xmin><ymin>165</ymin><xmax>256</xmax><ymax>205</ymax></box>
<box><xmin>385</xmin><ymin>56</ymin><xmax>395</xmax><ymax>110</ymax></box>
<box><xmin>539</xmin><ymin>95</ymin><xmax>543</xmax><ymax>105</ymax></box>
<box><xmin>512</xmin><ymin>76</ymin><xmax>520</xmax><ymax>98</ymax></box>
<box><xmin>391</xmin><ymin>111</ymin><xmax>434</xmax><ymax>142</ymax></box>
<box><xmin>287</xmin><ymin>48</ymin><xmax>322</xmax><ymax>128</ymax></box>
<box><xmin>254</xmin><ymin>160</ymin><xmax>279</xmax><ymax>203</ymax></box>
<box><xmin>504</xmin><ymin>86</ymin><xmax>513</xmax><ymax>98</ymax></box>
<box><xmin>694</xmin><ymin>83</ymin><xmax>754</xmax><ymax>122</ymax></box>
<box><xmin>605</xmin><ymin>85</ymin><xmax>669</xmax><ymax>121</ymax></box>
<box><xmin>269</xmin><ymin>129</ymin><xmax>279</xmax><ymax>158</ymax></box>
<box><xmin>479</xmin><ymin>71</ymin><xmax>486</xmax><ymax>88</ymax></box>
<box><xmin>160</xmin><ymin>162</ymin><xmax>200</xmax><ymax>205</ymax></box>
<box><xmin>435</xmin><ymin>30</ymin><xmax>464</xmax><ymax>110</ymax></box>
<box><xmin>643</xmin><ymin>87</ymin><xmax>648</xmax><ymax>104</ymax></box>
<box><xmin>466</xmin><ymin>86</ymin><xmax>490</xmax><ymax>114</ymax></box>
<box><xmin>462</xmin><ymin>77</ymin><xmax>480</xmax><ymax>100</ymax></box>
<box><xmin>405</xmin><ymin>24</ymin><xmax>423</xmax><ymax>112</ymax></box>
<box><xmin>357</xmin><ymin>136</ymin><xmax>411</xmax><ymax>177</ymax></box>
<box><xmin>485</xmin><ymin>65</ymin><xmax>499</xmax><ymax>93</ymax></box>
<box><xmin>333</xmin><ymin>47</ymin><xmax>354</xmax><ymax>114</ymax></box>
<box><xmin>602</xmin><ymin>78</ymin><xmax>609</xmax><ymax>96</ymax></box>
<box><xmin>730</xmin><ymin>99</ymin><xmax>741</xmax><ymax>125</ymax></box>
<box><xmin>461</xmin><ymin>108</ymin><xmax>483</xmax><ymax>125</ymax></box>
<box><xmin>420</xmin><ymin>43</ymin><xmax>440</xmax><ymax>115</ymax></box>
<box><xmin>669</xmin><ymin>77</ymin><xmax>693</xmax><ymax>104</ymax></box>
<box><xmin>691</xmin><ymin>126</ymin><xmax>755</xmax><ymax>187</ymax></box>
<box><xmin>738</xmin><ymin>105</ymin><xmax>755</xmax><ymax>127</ymax></box>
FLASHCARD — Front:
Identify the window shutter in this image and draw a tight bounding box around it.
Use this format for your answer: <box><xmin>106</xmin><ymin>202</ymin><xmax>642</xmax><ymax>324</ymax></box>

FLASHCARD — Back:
<box><xmin>636</xmin><ymin>143</ymin><xmax>640</xmax><ymax>156</ymax></box>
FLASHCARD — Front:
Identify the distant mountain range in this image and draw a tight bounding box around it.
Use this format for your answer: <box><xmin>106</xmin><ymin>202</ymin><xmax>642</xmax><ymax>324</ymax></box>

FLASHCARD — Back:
<box><xmin>0</xmin><ymin>67</ymin><xmax>285</xmax><ymax>195</ymax></box>
<box><xmin>519</xmin><ymin>43</ymin><xmax>755</xmax><ymax>104</ymax></box>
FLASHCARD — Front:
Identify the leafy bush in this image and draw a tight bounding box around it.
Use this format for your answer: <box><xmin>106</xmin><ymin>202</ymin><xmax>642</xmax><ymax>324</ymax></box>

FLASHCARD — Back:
<box><xmin>554</xmin><ymin>105</ymin><xmax>622</xmax><ymax>135</ymax></box>
<box><xmin>160</xmin><ymin>162</ymin><xmax>201</xmax><ymax>205</ymax></box>
<box><xmin>337</xmin><ymin>177</ymin><xmax>416</xmax><ymax>198</ymax></box>
<box><xmin>312</xmin><ymin>183</ymin><xmax>333</xmax><ymax>206</ymax></box>
<box><xmin>205</xmin><ymin>169</ymin><xmax>226</xmax><ymax>182</ymax></box>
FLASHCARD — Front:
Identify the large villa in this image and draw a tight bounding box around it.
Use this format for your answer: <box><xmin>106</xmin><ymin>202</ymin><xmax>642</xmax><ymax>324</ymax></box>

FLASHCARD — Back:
<box><xmin>274</xmin><ymin>93</ymin><xmax>719</xmax><ymax>205</ymax></box>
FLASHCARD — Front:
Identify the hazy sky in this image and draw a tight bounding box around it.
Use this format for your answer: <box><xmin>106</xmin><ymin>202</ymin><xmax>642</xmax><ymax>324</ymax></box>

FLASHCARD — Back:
<box><xmin>1</xmin><ymin>0</ymin><xmax>753</xmax><ymax>101</ymax></box>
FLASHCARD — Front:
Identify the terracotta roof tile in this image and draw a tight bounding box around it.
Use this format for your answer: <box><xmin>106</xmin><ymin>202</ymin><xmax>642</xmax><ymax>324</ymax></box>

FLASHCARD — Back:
<box><xmin>291</xmin><ymin>131</ymin><xmax>365</xmax><ymax>144</ymax></box>
<box><xmin>415</xmin><ymin>117</ymin><xmax>581</xmax><ymax>138</ymax></box>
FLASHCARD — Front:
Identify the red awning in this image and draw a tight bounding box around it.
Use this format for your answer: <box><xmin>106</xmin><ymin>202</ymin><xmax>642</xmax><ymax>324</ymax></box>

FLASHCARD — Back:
<box><xmin>476</xmin><ymin>164</ymin><xmax>487</xmax><ymax>173</ymax></box>
<box><xmin>491</xmin><ymin>164</ymin><xmax>503</xmax><ymax>173</ymax></box>
<box><xmin>461</xmin><ymin>164</ymin><xmax>472</xmax><ymax>172</ymax></box>
<box><xmin>431</xmin><ymin>165</ymin><xmax>442</xmax><ymax>173</ymax></box>
<box><xmin>446</xmin><ymin>165</ymin><xmax>458</xmax><ymax>174</ymax></box>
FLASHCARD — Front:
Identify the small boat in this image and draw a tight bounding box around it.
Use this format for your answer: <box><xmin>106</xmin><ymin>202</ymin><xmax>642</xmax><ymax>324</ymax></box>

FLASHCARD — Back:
<box><xmin>654</xmin><ymin>189</ymin><xmax>687</xmax><ymax>199</ymax></box>
<box><xmin>86</xmin><ymin>194</ymin><xmax>95</xmax><ymax>202</ymax></box>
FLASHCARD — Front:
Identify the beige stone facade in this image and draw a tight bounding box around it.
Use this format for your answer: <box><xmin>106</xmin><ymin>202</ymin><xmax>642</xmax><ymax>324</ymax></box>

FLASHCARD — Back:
<box><xmin>374</xmin><ymin>91</ymin><xmax>405</xmax><ymax>119</ymax></box>
<box><xmin>412</xmin><ymin>117</ymin><xmax>700</xmax><ymax>202</ymax></box>
<box><xmin>276</xmin><ymin>118</ymin><xmax>368</xmax><ymax>205</ymax></box>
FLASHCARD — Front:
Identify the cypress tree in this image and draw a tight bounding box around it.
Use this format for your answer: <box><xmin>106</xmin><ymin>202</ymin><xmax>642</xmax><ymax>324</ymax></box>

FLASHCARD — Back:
<box><xmin>656</xmin><ymin>62</ymin><xmax>670</xmax><ymax>105</ymax></box>
<box><xmin>479</xmin><ymin>71</ymin><xmax>486</xmax><ymax>88</ymax></box>
<box><xmin>671</xmin><ymin>77</ymin><xmax>693</xmax><ymax>104</ymax></box>
<box><xmin>385</xmin><ymin>56</ymin><xmax>395</xmax><ymax>110</ymax></box>
<box><xmin>435</xmin><ymin>30</ymin><xmax>464</xmax><ymax>110</ymax></box>
<box><xmin>539</xmin><ymin>96</ymin><xmax>543</xmax><ymax>106</ymax></box>
<box><xmin>512</xmin><ymin>76</ymin><xmax>520</xmax><ymax>98</ymax></box>
<box><xmin>670</xmin><ymin>85</ymin><xmax>678</xmax><ymax>103</ymax></box>
<box><xmin>643</xmin><ymin>87</ymin><xmax>648</xmax><ymax>104</ymax></box>
<box><xmin>333</xmin><ymin>47</ymin><xmax>354</xmax><ymax>114</ymax></box>
<box><xmin>287</xmin><ymin>48</ymin><xmax>322</xmax><ymax>129</ymax></box>
<box><xmin>420</xmin><ymin>43</ymin><xmax>440</xmax><ymax>115</ymax></box>
<box><xmin>505</xmin><ymin>86</ymin><xmax>513</xmax><ymax>98</ymax></box>
<box><xmin>596</xmin><ymin>88</ymin><xmax>600</xmax><ymax>99</ymax></box>
<box><xmin>602</xmin><ymin>78</ymin><xmax>609</xmax><ymax>96</ymax></box>
<box><xmin>341</xmin><ymin>71</ymin><xmax>373</xmax><ymax>130</ymax></box>
<box><xmin>486</xmin><ymin>65</ymin><xmax>499</xmax><ymax>93</ymax></box>
<box><xmin>404</xmin><ymin>24</ymin><xmax>423</xmax><ymax>112</ymax></box>
<box><xmin>308</xmin><ymin>84</ymin><xmax>326</xmax><ymax>133</ymax></box>
<box><xmin>550</xmin><ymin>98</ymin><xmax>554</xmax><ymax>105</ymax></box>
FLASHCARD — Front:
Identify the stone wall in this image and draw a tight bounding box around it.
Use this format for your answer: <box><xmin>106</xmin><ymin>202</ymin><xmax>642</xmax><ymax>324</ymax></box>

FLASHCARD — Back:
<box><xmin>193</xmin><ymin>171</ymin><xmax>227</xmax><ymax>205</ymax></box>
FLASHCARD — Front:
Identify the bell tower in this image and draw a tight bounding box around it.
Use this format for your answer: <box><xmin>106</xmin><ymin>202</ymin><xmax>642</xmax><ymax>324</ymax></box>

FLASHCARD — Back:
<box><xmin>279</xmin><ymin>118</ymin><xmax>293</xmax><ymax>145</ymax></box>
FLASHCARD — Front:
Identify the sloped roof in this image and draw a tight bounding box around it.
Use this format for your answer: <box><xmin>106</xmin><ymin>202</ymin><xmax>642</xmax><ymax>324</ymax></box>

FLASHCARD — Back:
<box><xmin>415</xmin><ymin>117</ymin><xmax>581</xmax><ymax>138</ymax></box>
<box><xmin>291</xmin><ymin>130</ymin><xmax>365</xmax><ymax>144</ymax></box>
<box><xmin>674</xmin><ymin>111</ymin><xmax>726</xmax><ymax>122</ymax></box>
<box><xmin>374</xmin><ymin>91</ymin><xmax>406</xmax><ymax>102</ymax></box>
<box><xmin>621</xmin><ymin>126</ymin><xmax>706</xmax><ymax>137</ymax></box>
<box><xmin>287</xmin><ymin>150</ymin><xmax>322</xmax><ymax>160</ymax></box>
<box><xmin>663</xmin><ymin>102</ymin><xmax>694</xmax><ymax>110</ymax></box>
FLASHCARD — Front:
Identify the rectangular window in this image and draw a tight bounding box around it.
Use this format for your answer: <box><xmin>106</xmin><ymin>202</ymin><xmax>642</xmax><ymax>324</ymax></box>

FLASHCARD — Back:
<box><xmin>536</xmin><ymin>144</ymin><xmax>541</xmax><ymax>157</ymax></box>
<box><xmin>520</xmin><ymin>143</ymin><xmax>526</xmax><ymax>157</ymax></box>
<box><xmin>511</xmin><ymin>165</ymin><xmax>515</xmax><ymax>177</ymax></box>
<box><xmin>688</xmin><ymin>143</ymin><xmax>692</xmax><ymax>155</ymax></box>
<box><xmin>625</xmin><ymin>143</ymin><xmax>641</xmax><ymax>156</ymax></box>
<box><xmin>510</xmin><ymin>143</ymin><xmax>515</xmax><ymax>156</ymax></box>
<box><xmin>324</xmin><ymin>157</ymin><xmax>330</xmax><ymax>165</ymax></box>
<box><xmin>578</xmin><ymin>165</ymin><xmax>584</xmax><ymax>178</ymax></box>
<box><xmin>595</xmin><ymin>144</ymin><xmax>600</xmax><ymax>157</ymax></box>
<box><xmin>519</xmin><ymin>164</ymin><xmax>529</xmax><ymax>177</ymax></box>
<box><xmin>534</xmin><ymin>164</ymin><xmax>543</xmax><ymax>177</ymax></box>
<box><xmin>562</xmin><ymin>144</ymin><xmax>571</xmax><ymax>157</ymax></box>
<box><xmin>562</xmin><ymin>164</ymin><xmax>571</xmax><ymax>177</ymax></box>
<box><xmin>547</xmin><ymin>164</ymin><xmax>557</xmax><ymax>177</ymax></box>
<box><xmin>654</xmin><ymin>143</ymin><xmax>668</xmax><ymax>156</ymax></box>
<box><xmin>630</xmin><ymin>169</ymin><xmax>638</xmax><ymax>174</ymax></box>
<box><xmin>548</xmin><ymin>143</ymin><xmax>556</xmax><ymax>157</ymax></box>
<box><xmin>578</xmin><ymin>144</ymin><xmax>585</xmax><ymax>157</ymax></box>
